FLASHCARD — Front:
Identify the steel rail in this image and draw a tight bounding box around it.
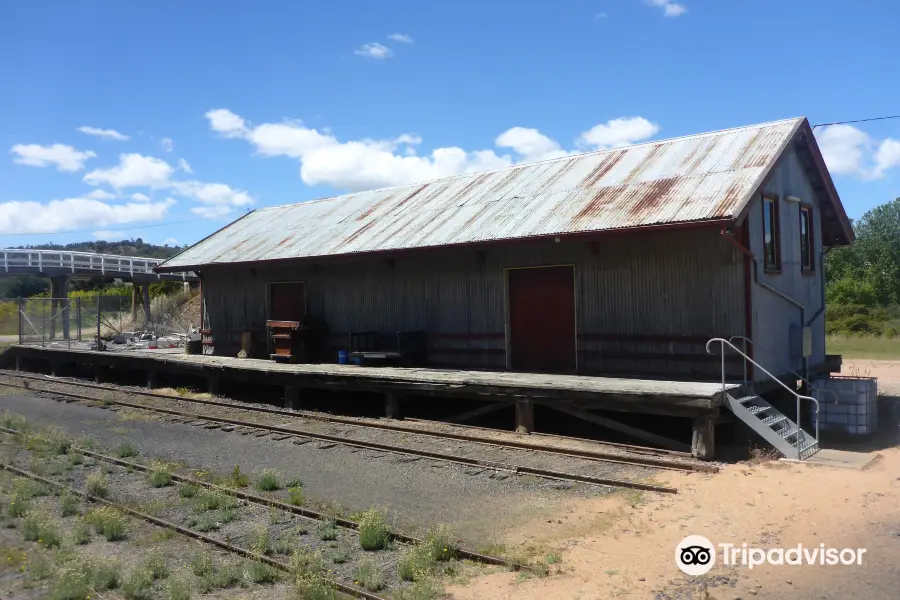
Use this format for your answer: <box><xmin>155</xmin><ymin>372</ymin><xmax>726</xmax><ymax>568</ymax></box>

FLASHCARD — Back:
<box><xmin>0</xmin><ymin>463</ymin><xmax>387</xmax><ymax>600</ymax></box>
<box><xmin>0</xmin><ymin>425</ymin><xmax>524</xmax><ymax>571</ymax></box>
<box><xmin>0</xmin><ymin>379</ymin><xmax>678</xmax><ymax>494</ymax></box>
<box><xmin>0</xmin><ymin>370</ymin><xmax>711</xmax><ymax>473</ymax></box>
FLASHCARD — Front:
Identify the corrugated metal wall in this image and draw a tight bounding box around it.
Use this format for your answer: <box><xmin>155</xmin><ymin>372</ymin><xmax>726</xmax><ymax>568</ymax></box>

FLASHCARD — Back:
<box><xmin>747</xmin><ymin>145</ymin><xmax>827</xmax><ymax>379</ymax></box>
<box><xmin>200</xmin><ymin>227</ymin><xmax>746</xmax><ymax>379</ymax></box>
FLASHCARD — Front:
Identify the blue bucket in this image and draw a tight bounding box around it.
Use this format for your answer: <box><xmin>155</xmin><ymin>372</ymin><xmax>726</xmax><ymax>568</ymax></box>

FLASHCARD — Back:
<box><xmin>337</xmin><ymin>350</ymin><xmax>349</xmax><ymax>365</ymax></box>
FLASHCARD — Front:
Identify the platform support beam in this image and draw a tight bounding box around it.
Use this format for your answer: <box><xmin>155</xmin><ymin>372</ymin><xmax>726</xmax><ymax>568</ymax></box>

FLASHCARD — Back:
<box><xmin>15</xmin><ymin>355</ymin><xmax>22</xmax><ymax>372</ymax></box>
<box><xmin>444</xmin><ymin>401</ymin><xmax>511</xmax><ymax>424</ymax></box>
<box><xmin>284</xmin><ymin>385</ymin><xmax>301</xmax><ymax>410</ymax></box>
<box><xmin>94</xmin><ymin>366</ymin><xmax>105</xmax><ymax>384</ymax></box>
<box><xmin>208</xmin><ymin>376</ymin><xmax>219</xmax><ymax>396</ymax></box>
<box><xmin>385</xmin><ymin>392</ymin><xmax>400</xmax><ymax>419</ymax></box>
<box><xmin>49</xmin><ymin>360</ymin><xmax>59</xmax><ymax>377</ymax></box>
<box><xmin>692</xmin><ymin>412</ymin><xmax>716</xmax><ymax>460</ymax></box>
<box><xmin>515</xmin><ymin>398</ymin><xmax>535</xmax><ymax>434</ymax></box>
<box><xmin>147</xmin><ymin>369</ymin><xmax>157</xmax><ymax>390</ymax></box>
<box><xmin>540</xmin><ymin>402</ymin><xmax>692</xmax><ymax>453</ymax></box>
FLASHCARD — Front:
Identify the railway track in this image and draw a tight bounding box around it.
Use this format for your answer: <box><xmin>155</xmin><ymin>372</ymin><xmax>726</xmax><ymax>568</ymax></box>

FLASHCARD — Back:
<box><xmin>0</xmin><ymin>373</ymin><xmax>685</xmax><ymax>493</ymax></box>
<box><xmin>0</xmin><ymin>424</ymin><xmax>522</xmax><ymax>571</ymax></box>
<box><xmin>0</xmin><ymin>463</ymin><xmax>389</xmax><ymax>600</ymax></box>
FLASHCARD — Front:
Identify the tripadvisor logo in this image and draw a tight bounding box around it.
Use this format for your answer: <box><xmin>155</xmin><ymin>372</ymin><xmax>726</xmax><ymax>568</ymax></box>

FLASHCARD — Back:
<box><xmin>676</xmin><ymin>535</ymin><xmax>868</xmax><ymax>574</ymax></box>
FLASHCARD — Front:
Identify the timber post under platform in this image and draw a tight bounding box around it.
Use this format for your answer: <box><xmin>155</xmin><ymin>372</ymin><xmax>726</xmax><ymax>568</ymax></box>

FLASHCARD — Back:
<box><xmin>3</xmin><ymin>345</ymin><xmax>738</xmax><ymax>459</ymax></box>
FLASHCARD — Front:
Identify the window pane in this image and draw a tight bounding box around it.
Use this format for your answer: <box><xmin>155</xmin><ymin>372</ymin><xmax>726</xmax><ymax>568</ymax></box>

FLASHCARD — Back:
<box><xmin>800</xmin><ymin>209</ymin><xmax>811</xmax><ymax>269</ymax></box>
<box><xmin>764</xmin><ymin>199</ymin><xmax>776</xmax><ymax>268</ymax></box>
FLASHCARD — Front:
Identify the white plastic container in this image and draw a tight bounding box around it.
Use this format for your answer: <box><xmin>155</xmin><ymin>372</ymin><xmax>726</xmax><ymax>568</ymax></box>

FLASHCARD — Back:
<box><xmin>811</xmin><ymin>376</ymin><xmax>878</xmax><ymax>435</ymax></box>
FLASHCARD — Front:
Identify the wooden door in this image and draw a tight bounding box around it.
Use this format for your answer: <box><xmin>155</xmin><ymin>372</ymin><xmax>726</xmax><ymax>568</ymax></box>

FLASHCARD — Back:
<box><xmin>507</xmin><ymin>266</ymin><xmax>576</xmax><ymax>372</ymax></box>
<box><xmin>269</xmin><ymin>282</ymin><xmax>306</xmax><ymax>322</ymax></box>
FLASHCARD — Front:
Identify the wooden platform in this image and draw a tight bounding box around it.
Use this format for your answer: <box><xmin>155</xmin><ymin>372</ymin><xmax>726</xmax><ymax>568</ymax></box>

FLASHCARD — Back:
<box><xmin>6</xmin><ymin>344</ymin><xmax>742</xmax><ymax>458</ymax></box>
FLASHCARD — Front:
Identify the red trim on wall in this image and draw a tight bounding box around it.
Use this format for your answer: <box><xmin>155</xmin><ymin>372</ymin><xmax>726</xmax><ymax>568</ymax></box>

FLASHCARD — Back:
<box><xmin>577</xmin><ymin>333</ymin><xmax>711</xmax><ymax>344</ymax></box>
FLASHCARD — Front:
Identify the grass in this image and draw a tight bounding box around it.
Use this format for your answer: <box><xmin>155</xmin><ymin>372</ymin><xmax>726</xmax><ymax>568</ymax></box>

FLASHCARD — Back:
<box><xmin>230</xmin><ymin>465</ymin><xmax>250</xmax><ymax>488</ymax></box>
<box><xmin>422</xmin><ymin>524</ymin><xmax>456</xmax><ymax>561</ymax></box>
<box><xmin>117</xmin><ymin>440</ymin><xmax>140</xmax><ymax>458</ymax></box>
<box><xmin>49</xmin><ymin>556</ymin><xmax>120</xmax><ymax>600</ymax></box>
<box><xmin>85</xmin><ymin>506</ymin><xmax>128</xmax><ymax>541</ymax></box>
<box><xmin>827</xmin><ymin>334</ymin><xmax>900</xmax><ymax>359</ymax></box>
<box><xmin>254</xmin><ymin>468</ymin><xmax>282</xmax><ymax>492</ymax></box>
<box><xmin>393</xmin><ymin>577</ymin><xmax>443</xmax><ymax>600</ymax></box>
<box><xmin>23</xmin><ymin>550</ymin><xmax>54</xmax><ymax>581</ymax></box>
<box><xmin>166</xmin><ymin>572</ymin><xmax>193</xmax><ymax>600</ymax></box>
<box><xmin>142</xmin><ymin>549</ymin><xmax>170</xmax><ymax>579</ymax></box>
<box><xmin>545</xmin><ymin>551</ymin><xmax>562</xmax><ymax>565</ymax></box>
<box><xmin>67</xmin><ymin>452</ymin><xmax>84</xmax><ymax>467</ymax></box>
<box><xmin>357</xmin><ymin>508</ymin><xmax>390</xmax><ymax>551</ymax></box>
<box><xmin>58</xmin><ymin>491</ymin><xmax>79</xmax><ymax>517</ymax></box>
<box><xmin>189</xmin><ymin>508</ymin><xmax>237</xmax><ymax>532</ymax></box>
<box><xmin>250</xmin><ymin>524</ymin><xmax>270</xmax><ymax>555</ymax></box>
<box><xmin>294</xmin><ymin>573</ymin><xmax>336</xmax><ymax>600</ymax></box>
<box><xmin>398</xmin><ymin>545</ymin><xmax>436</xmax><ymax>581</ymax></box>
<box><xmin>353</xmin><ymin>558</ymin><xmax>386</xmax><ymax>592</ymax></box>
<box><xmin>85</xmin><ymin>471</ymin><xmax>109</xmax><ymax>498</ymax></box>
<box><xmin>287</xmin><ymin>486</ymin><xmax>305</xmax><ymax>506</ymax></box>
<box><xmin>189</xmin><ymin>550</ymin><xmax>213</xmax><ymax>576</ymax></box>
<box><xmin>196</xmin><ymin>563</ymin><xmax>243</xmax><ymax>592</ymax></box>
<box><xmin>328</xmin><ymin>546</ymin><xmax>351</xmax><ymax>564</ymax></box>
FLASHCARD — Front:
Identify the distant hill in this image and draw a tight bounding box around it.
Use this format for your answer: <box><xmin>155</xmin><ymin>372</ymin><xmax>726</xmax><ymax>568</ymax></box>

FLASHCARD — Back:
<box><xmin>0</xmin><ymin>238</ymin><xmax>186</xmax><ymax>297</ymax></box>
<box><xmin>10</xmin><ymin>238</ymin><xmax>184</xmax><ymax>260</ymax></box>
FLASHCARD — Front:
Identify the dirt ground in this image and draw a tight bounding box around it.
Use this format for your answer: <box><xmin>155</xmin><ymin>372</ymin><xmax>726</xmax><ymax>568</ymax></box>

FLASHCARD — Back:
<box><xmin>447</xmin><ymin>360</ymin><xmax>900</xmax><ymax>600</ymax></box>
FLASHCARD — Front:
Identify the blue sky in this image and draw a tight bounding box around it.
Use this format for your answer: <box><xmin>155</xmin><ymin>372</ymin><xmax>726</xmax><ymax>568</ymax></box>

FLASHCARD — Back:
<box><xmin>2</xmin><ymin>0</ymin><xmax>899</xmax><ymax>248</ymax></box>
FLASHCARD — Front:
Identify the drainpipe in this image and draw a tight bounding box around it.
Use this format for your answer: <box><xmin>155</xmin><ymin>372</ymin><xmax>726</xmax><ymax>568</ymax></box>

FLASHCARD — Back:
<box><xmin>720</xmin><ymin>227</ymin><xmax>809</xmax><ymax>384</ymax></box>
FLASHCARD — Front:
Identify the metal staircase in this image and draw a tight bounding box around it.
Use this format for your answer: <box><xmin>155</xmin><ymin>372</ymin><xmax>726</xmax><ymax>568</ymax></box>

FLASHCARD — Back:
<box><xmin>707</xmin><ymin>338</ymin><xmax>821</xmax><ymax>460</ymax></box>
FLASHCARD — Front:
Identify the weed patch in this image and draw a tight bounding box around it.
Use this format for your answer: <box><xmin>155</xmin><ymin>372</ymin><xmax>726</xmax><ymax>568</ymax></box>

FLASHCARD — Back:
<box><xmin>117</xmin><ymin>440</ymin><xmax>139</xmax><ymax>458</ymax></box>
<box><xmin>85</xmin><ymin>506</ymin><xmax>128</xmax><ymax>541</ymax></box>
<box><xmin>245</xmin><ymin>560</ymin><xmax>279</xmax><ymax>584</ymax></box>
<box><xmin>85</xmin><ymin>471</ymin><xmax>109</xmax><ymax>498</ymax></box>
<box><xmin>254</xmin><ymin>468</ymin><xmax>281</xmax><ymax>492</ymax></box>
<box><xmin>317</xmin><ymin>519</ymin><xmax>338</xmax><ymax>541</ymax></box>
<box><xmin>287</xmin><ymin>486</ymin><xmax>305</xmax><ymax>506</ymax></box>
<box><xmin>58</xmin><ymin>491</ymin><xmax>79</xmax><ymax>517</ymax></box>
<box><xmin>353</xmin><ymin>558</ymin><xmax>386</xmax><ymax>592</ymax></box>
<box><xmin>358</xmin><ymin>508</ymin><xmax>390</xmax><ymax>551</ymax></box>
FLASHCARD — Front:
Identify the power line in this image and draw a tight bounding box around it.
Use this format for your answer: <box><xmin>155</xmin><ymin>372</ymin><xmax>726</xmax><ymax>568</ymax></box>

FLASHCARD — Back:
<box><xmin>812</xmin><ymin>115</ymin><xmax>900</xmax><ymax>129</ymax></box>
<box><xmin>0</xmin><ymin>217</ymin><xmax>209</xmax><ymax>237</ymax></box>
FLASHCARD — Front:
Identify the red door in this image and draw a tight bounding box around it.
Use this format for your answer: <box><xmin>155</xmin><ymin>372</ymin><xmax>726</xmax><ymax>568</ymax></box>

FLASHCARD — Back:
<box><xmin>508</xmin><ymin>266</ymin><xmax>576</xmax><ymax>372</ymax></box>
<box><xmin>270</xmin><ymin>282</ymin><xmax>306</xmax><ymax>322</ymax></box>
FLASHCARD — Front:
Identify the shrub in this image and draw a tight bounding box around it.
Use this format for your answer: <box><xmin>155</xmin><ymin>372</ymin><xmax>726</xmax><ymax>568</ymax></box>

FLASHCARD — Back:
<box><xmin>245</xmin><ymin>560</ymin><xmax>279</xmax><ymax>584</ymax></box>
<box><xmin>59</xmin><ymin>492</ymin><xmax>79</xmax><ymax>517</ymax></box>
<box><xmin>328</xmin><ymin>546</ymin><xmax>350</xmax><ymax>564</ymax></box>
<box><xmin>50</xmin><ymin>557</ymin><xmax>120</xmax><ymax>600</ymax></box>
<box><xmin>67</xmin><ymin>453</ymin><xmax>84</xmax><ymax>467</ymax></box>
<box><xmin>192</xmin><ymin>489</ymin><xmax>237</xmax><ymax>512</ymax></box>
<box><xmin>230</xmin><ymin>465</ymin><xmax>250</xmax><ymax>488</ymax></box>
<box><xmin>85</xmin><ymin>472</ymin><xmax>109</xmax><ymax>498</ymax></box>
<box><xmin>25</xmin><ymin>427</ymin><xmax>71</xmax><ymax>455</ymax></box>
<box><xmin>317</xmin><ymin>520</ymin><xmax>338</xmax><ymax>541</ymax></box>
<box><xmin>1</xmin><ymin>411</ymin><xmax>28</xmax><ymax>431</ymax></box>
<box><xmin>24</xmin><ymin>550</ymin><xmax>54</xmax><ymax>581</ymax></box>
<box><xmin>290</xmin><ymin>547</ymin><xmax>324</xmax><ymax>578</ymax></box>
<box><xmin>22</xmin><ymin>507</ymin><xmax>62</xmax><ymax>548</ymax></box>
<box><xmin>295</xmin><ymin>573</ymin><xmax>336</xmax><ymax>600</ymax></box>
<box><xmin>117</xmin><ymin>441</ymin><xmax>139</xmax><ymax>458</ymax></box>
<box><xmin>250</xmin><ymin>524</ymin><xmax>270</xmax><ymax>555</ymax></box>
<box><xmin>286</xmin><ymin>476</ymin><xmax>303</xmax><ymax>488</ymax></box>
<box><xmin>197</xmin><ymin>563</ymin><xmax>243</xmax><ymax>592</ymax></box>
<box><xmin>143</xmin><ymin>549</ymin><xmax>170</xmax><ymax>580</ymax></box>
<box><xmin>150</xmin><ymin>465</ymin><xmax>173</xmax><ymax>487</ymax></box>
<box><xmin>71</xmin><ymin>518</ymin><xmax>91</xmax><ymax>545</ymax></box>
<box><xmin>287</xmin><ymin>486</ymin><xmax>305</xmax><ymax>506</ymax></box>
<box><xmin>422</xmin><ymin>524</ymin><xmax>456</xmax><ymax>561</ymax></box>
<box><xmin>398</xmin><ymin>545</ymin><xmax>436</xmax><ymax>581</ymax></box>
<box><xmin>166</xmin><ymin>571</ymin><xmax>192</xmax><ymax>600</ymax></box>
<box><xmin>393</xmin><ymin>577</ymin><xmax>443</xmax><ymax>600</ymax></box>
<box><xmin>357</xmin><ymin>509</ymin><xmax>390</xmax><ymax>551</ymax></box>
<box><xmin>254</xmin><ymin>469</ymin><xmax>281</xmax><ymax>492</ymax></box>
<box><xmin>179</xmin><ymin>484</ymin><xmax>199</xmax><ymax>498</ymax></box>
<box><xmin>85</xmin><ymin>506</ymin><xmax>128</xmax><ymax>541</ymax></box>
<box><xmin>353</xmin><ymin>558</ymin><xmax>386</xmax><ymax>592</ymax></box>
<box><xmin>189</xmin><ymin>550</ymin><xmax>213</xmax><ymax>576</ymax></box>
<box><xmin>122</xmin><ymin>568</ymin><xmax>154</xmax><ymax>600</ymax></box>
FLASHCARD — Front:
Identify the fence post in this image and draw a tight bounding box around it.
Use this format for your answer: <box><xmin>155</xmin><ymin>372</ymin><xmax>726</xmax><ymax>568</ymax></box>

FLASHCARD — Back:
<box><xmin>17</xmin><ymin>297</ymin><xmax>22</xmax><ymax>345</ymax></box>
<box><xmin>96</xmin><ymin>295</ymin><xmax>102</xmax><ymax>352</ymax></box>
<box><xmin>76</xmin><ymin>298</ymin><xmax>82</xmax><ymax>342</ymax></box>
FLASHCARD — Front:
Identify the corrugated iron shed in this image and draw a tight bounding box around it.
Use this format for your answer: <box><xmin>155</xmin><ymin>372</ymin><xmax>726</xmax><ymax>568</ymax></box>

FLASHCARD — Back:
<box><xmin>160</xmin><ymin>118</ymin><xmax>810</xmax><ymax>269</ymax></box>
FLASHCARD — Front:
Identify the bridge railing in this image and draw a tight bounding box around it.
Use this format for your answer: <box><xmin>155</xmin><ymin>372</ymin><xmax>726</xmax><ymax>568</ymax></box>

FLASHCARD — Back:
<box><xmin>0</xmin><ymin>250</ymin><xmax>195</xmax><ymax>280</ymax></box>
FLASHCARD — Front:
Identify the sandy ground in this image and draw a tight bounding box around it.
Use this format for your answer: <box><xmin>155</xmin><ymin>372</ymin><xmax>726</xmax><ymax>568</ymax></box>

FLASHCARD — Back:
<box><xmin>448</xmin><ymin>360</ymin><xmax>900</xmax><ymax>600</ymax></box>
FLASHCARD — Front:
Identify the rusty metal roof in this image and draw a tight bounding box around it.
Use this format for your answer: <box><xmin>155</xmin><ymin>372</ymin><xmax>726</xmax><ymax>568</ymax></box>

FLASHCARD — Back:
<box><xmin>160</xmin><ymin>117</ymin><xmax>808</xmax><ymax>269</ymax></box>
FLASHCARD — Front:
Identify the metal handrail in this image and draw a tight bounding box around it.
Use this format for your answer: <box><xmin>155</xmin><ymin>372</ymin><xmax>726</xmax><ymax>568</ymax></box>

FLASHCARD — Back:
<box><xmin>728</xmin><ymin>335</ymin><xmax>840</xmax><ymax>405</ymax></box>
<box><xmin>707</xmin><ymin>337</ymin><xmax>819</xmax><ymax>460</ymax></box>
<box><xmin>0</xmin><ymin>249</ymin><xmax>195</xmax><ymax>280</ymax></box>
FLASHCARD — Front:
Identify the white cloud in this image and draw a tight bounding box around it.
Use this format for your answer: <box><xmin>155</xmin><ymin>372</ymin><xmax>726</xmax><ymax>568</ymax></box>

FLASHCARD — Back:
<box><xmin>171</xmin><ymin>181</ymin><xmax>253</xmax><ymax>210</ymax></box>
<box><xmin>86</xmin><ymin>189</ymin><xmax>117</xmax><ymax>200</ymax></box>
<box><xmin>815</xmin><ymin>124</ymin><xmax>900</xmax><ymax>180</ymax></box>
<box><xmin>177</xmin><ymin>158</ymin><xmax>193</xmax><ymax>174</ymax></box>
<box><xmin>355</xmin><ymin>43</ymin><xmax>392</xmax><ymax>59</ymax></box>
<box><xmin>76</xmin><ymin>126</ymin><xmax>130</xmax><ymax>141</ymax></box>
<box><xmin>205</xmin><ymin>109</ymin><xmax>666</xmax><ymax>192</ymax></box>
<box><xmin>190</xmin><ymin>205</ymin><xmax>236</xmax><ymax>219</ymax></box>
<box><xmin>161</xmin><ymin>137</ymin><xmax>174</xmax><ymax>152</ymax></box>
<box><xmin>387</xmin><ymin>33</ymin><xmax>413</xmax><ymax>44</ymax></box>
<box><xmin>164</xmin><ymin>237</ymin><xmax>179</xmax><ymax>246</ymax></box>
<box><xmin>93</xmin><ymin>230</ymin><xmax>127</xmax><ymax>240</ymax></box>
<box><xmin>83</xmin><ymin>153</ymin><xmax>174</xmax><ymax>189</ymax></box>
<box><xmin>577</xmin><ymin>117</ymin><xmax>661</xmax><ymax>149</ymax></box>
<box><xmin>495</xmin><ymin>127</ymin><xmax>569</xmax><ymax>162</ymax></box>
<box><xmin>0</xmin><ymin>197</ymin><xmax>174</xmax><ymax>234</ymax></box>
<box><xmin>10</xmin><ymin>143</ymin><xmax>97</xmax><ymax>172</ymax></box>
<box><xmin>131</xmin><ymin>193</ymin><xmax>151</xmax><ymax>202</ymax></box>
<box><xmin>648</xmin><ymin>0</ymin><xmax>687</xmax><ymax>17</ymax></box>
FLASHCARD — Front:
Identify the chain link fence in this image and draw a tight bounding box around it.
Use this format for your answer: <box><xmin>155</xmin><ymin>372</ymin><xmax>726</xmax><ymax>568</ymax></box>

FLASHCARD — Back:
<box><xmin>3</xmin><ymin>292</ymin><xmax>199</xmax><ymax>351</ymax></box>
